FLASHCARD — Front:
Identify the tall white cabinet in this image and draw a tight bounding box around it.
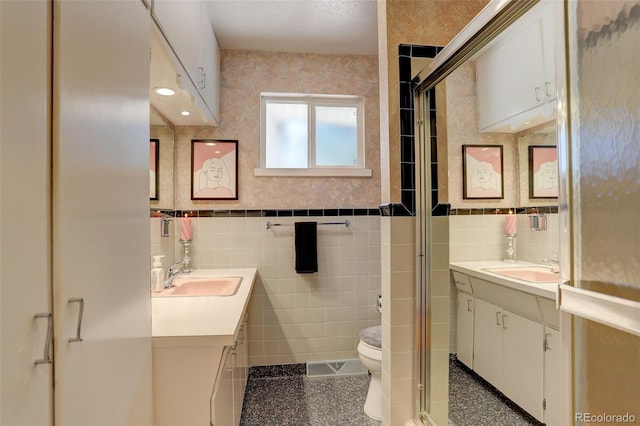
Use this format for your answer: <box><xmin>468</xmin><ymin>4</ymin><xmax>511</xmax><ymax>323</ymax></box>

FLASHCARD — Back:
<box><xmin>0</xmin><ymin>1</ymin><xmax>53</xmax><ymax>423</ymax></box>
<box><xmin>1</xmin><ymin>1</ymin><xmax>153</xmax><ymax>424</ymax></box>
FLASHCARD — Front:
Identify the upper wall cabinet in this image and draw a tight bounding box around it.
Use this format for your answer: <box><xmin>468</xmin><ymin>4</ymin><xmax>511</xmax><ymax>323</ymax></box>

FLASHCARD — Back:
<box><xmin>152</xmin><ymin>0</ymin><xmax>220</xmax><ymax>124</ymax></box>
<box><xmin>475</xmin><ymin>2</ymin><xmax>555</xmax><ymax>133</ymax></box>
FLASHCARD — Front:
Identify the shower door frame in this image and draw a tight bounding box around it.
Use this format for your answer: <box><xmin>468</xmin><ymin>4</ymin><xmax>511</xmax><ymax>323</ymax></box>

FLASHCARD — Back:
<box><xmin>412</xmin><ymin>0</ymin><xmax>551</xmax><ymax>423</ymax></box>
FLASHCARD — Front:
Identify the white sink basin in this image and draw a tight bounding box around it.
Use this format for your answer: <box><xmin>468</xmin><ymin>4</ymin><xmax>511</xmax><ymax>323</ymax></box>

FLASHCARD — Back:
<box><xmin>483</xmin><ymin>266</ymin><xmax>558</xmax><ymax>283</ymax></box>
<box><xmin>152</xmin><ymin>276</ymin><xmax>243</xmax><ymax>297</ymax></box>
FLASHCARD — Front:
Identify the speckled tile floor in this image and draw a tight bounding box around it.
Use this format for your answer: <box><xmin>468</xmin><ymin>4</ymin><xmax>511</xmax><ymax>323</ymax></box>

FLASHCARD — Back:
<box><xmin>448</xmin><ymin>357</ymin><xmax>543</xmax><ymax>426</ymax></box>
<box><xmin>240</xmin><ymin>364</ymin><xmax>380</xmax><ymax>425</ymax></box>
<box><xmin>241</xmin><ymin>359</ymin><xmax>542</xmax><ymax>426</ymax></box>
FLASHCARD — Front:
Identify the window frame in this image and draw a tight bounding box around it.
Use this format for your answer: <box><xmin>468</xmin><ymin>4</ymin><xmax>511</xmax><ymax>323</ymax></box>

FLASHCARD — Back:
<box><xmin>256</xmin><ymin>92</ymin><xmax>371</xmax><ymax>177</ymax></box>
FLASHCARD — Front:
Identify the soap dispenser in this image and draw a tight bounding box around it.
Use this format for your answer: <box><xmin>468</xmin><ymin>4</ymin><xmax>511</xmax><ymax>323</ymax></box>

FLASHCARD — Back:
<box><xmin>151</xmin><ymin>255</ymin><xmax>165</xmax><ymax>293</ymax></box>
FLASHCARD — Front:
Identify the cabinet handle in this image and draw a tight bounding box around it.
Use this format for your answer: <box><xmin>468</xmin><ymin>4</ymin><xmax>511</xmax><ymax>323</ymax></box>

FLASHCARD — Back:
<box><xmin>535</xmin><ymin>86</ymin><xmax>543</xmax><ymax>102</ymax></box>
<box><xmin>502</xmin><ymin>314</ymin><xmax>507</xmax><ymax>329</ymax></box>
<box><xmin>198</xmin><ymin>66</ymin><xmax>205</xmax><ymax>89</ymax></box>
<box><xmin>68</xmin><ymin>297</ymin><xmax>84</xmax><ymax>343</ymax></box>
<box><xmin>34</xmin><ymin>313</ymin><xmax>53</xmax><ymax>365</ymax></box>
<box><xmin>544</xmin><ymin>333</ymin><xmax>552</xmax><ymax>351</ymax></box>
<box><xmin>495</xmin><ymin>311</ymin><xmax>501</xmax><ymax>326</ymax></box>
<box><xmin>544</xmin><ymin>81</ymin><xmax>552</xmax><ymax>98</ymax></box>
<box><xmin>201</xmin><ymin>72</ymin><xmax>207</xmax><ymax>89</ymax></box>
<box><xmin>467</xmin><ymin>299</ymin><xmax>472</xmax><ymax>312</ymax></box>
<box><xmin>238</xmin><ymin>324</ymin><xmax>245</xmax><ymax>344</ymax></box>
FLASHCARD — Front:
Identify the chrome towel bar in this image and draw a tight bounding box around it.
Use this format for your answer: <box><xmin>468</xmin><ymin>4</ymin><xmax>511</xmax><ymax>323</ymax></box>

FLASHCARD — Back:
<box><xmin>266</xmin><ymin>220</ymin><xmax>350</xmax><ymax>230</ymax></box>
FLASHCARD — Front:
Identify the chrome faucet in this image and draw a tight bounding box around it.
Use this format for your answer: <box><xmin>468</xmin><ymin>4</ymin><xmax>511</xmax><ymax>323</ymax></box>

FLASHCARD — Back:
<box><xmin>163</xmin><ymin>261</ymin><xmax>190</xmax><ymax>289</ymax></box>
<box><xmin>542</xmin><ymin>254</ymin><xmax>560</xmax><ymax>273</ymax></box>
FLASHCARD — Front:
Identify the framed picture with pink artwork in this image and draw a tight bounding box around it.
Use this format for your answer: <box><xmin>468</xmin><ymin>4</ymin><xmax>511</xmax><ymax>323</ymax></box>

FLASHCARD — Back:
<box><xmin>191</xmin><ymin>139</ymin><xmax>238</xmax><ymax>200</ymax></box>
<box><xmin>529</xmin><ymin>145</ymin><xmax>558</xmax><ymax>198</ymax></box>
<box><xmin>150</xmin><ymin>139</ymin><xmax>159</xmax><ymax>201</ymax></box>
<box><xmin>462</xmin><ymin>145</ymin><xmax>504</xmax><ymax>199</ymax></box>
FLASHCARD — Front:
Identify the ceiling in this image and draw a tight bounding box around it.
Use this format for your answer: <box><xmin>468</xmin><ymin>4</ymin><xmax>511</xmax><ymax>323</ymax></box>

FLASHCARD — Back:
<box><xmin>150</xmin><ymin>0</ymin><xmax>379</xmax><ymax>127</ymax></box>
<box><xmin>204</xmin><ymin>0</ymin><xmax>378</xmax><ymax>56</ymax></box>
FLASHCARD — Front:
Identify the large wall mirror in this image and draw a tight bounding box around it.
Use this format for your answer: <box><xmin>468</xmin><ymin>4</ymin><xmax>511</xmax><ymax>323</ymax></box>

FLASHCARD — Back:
<box><xmin>433</xmin><ymin>0</ymin><xmax>559</xmax><ymax>211</ymax></box>
<box><xmin>412</xmin><ymin>1</ymin><xmax>562</xmax><ymax>423</ymax></box>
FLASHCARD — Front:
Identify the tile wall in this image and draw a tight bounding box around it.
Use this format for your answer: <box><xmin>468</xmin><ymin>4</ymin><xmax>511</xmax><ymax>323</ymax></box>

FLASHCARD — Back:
<box><xmin>380</xmin><ymin>216</ymin><xmax>416</xmax><ymax>426</ymax></box>
<box><xmin>152</xmin><ymin>212</ymin><xmax>382</xmax><ymax>366</ymax></box>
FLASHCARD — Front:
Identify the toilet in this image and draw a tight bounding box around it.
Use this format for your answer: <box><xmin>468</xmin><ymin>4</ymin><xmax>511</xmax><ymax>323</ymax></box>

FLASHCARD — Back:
<box><xmin>358</xmin><ymin>324</ymin><xmax>382</xmax><ymax>420</ymax></box>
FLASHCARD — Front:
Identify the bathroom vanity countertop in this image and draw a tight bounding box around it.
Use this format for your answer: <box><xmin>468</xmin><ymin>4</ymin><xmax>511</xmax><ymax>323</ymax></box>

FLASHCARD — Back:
<box><xmin>450</xmin><ymin>261</ymin><xmax>558</xmax><ymax>300</ymax></box>
<box><xmin>151</xmin><ymin>268</ymin><xmax>257</xmax><ymax>346</ymax></box>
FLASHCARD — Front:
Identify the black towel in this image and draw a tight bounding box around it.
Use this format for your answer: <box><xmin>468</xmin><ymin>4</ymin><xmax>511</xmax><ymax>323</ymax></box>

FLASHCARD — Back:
<box><xmin>295</xmin><ymin>222</ymin><xmax>318</xmax><ymax>274</ymax></box>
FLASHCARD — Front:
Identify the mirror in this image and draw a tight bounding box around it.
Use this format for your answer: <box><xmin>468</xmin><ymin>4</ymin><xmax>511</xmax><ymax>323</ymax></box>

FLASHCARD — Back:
<box><xmin>150</xmin><ymin>107</ymin><xmax>175</xmax><ymax>211</ymax></box>
<box><xmin>149</xmin><ymin>106</ymin><xmax>176</xmax><ymax>269</ymax></box>
<box><xmin>434</xmin><ymin>3</ymin><xmax>559</xmax><ymax>210</ymax></box>
<box><xmin>517</xmin><ymin>123</ymin><xmax>557</xmax><ymax>207</ymax></box>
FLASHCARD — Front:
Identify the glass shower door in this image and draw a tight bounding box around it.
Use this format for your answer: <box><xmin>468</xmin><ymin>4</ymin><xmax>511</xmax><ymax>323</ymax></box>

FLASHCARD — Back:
<box><xmin>561</xmin><ymin>0</ymin><xmax>640</xmax><ymax>422</ymax></box>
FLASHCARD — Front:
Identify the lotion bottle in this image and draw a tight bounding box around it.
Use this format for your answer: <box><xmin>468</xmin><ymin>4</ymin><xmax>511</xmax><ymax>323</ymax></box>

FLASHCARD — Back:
<box><xmin>150</xmin><ymin>255</ymin><xmax>165</xmax><ymax>292</ymax></box>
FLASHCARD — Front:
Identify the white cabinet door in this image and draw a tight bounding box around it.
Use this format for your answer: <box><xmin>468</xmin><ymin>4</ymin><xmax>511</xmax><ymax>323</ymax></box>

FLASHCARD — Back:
<box><xmin>233</xmin><ymin>322</ymin><xmax>249</xmax><ymax>424</ymax></box>
<box><xmin>544</xmin><ymin>327</ymin><xmax>562</xmax><ymax>426</ymax></box>
<box><xmin>456</xmin><ymin>293</ymin><xmax>474</xmax><ymax>368</ymax></box>
<box><xmin>199</xmin><ymin>3</ymin><xmax>221</xmax><ymax>122</ymax></box>
<box><xmin>473</xmin><ymin>298</ymin><xmax>503</xmax><ymax>389</ymax></box>
<box><xmin>475</xmin><ymin>1</ymin><xmax>556</xmax><ymax>132</ymax></box>
<box><xmin>476</xmin><ymin>17</ymin><xmax>546</xmax><ymax>130</ymax></box>
<box><xmin>212</xmin><ymin>348</ymin><xmax>235</xmax><ymax>426</ymax></box>
<box><xmin>0</xmin><ymin>1</ymin><xmax>53</xmax><ymax>424</ymax></box>
<box><xmin>502</xmin><ymin>310</ymin><xmax>544</xmax><ymax>422</ymax></box>
<box><xmin>53</xmin><ymin>1</ymin><xmax>153</xmax><ymax>424</ymax></box>
<box><xmin>153</xmin><ymin>0</ymin><xmax>201</xmax><ymax>84</ymax></box>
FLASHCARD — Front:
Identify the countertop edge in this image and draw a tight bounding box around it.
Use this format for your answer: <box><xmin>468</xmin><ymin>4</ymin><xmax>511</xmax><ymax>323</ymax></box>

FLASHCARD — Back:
<box><xmin>450</xmin><ymin>261</ymin><xmax>557</xmax><ymax>300</ymax></box>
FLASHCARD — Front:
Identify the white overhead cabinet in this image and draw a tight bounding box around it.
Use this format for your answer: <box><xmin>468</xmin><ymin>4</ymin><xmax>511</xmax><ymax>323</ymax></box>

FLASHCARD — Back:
<box><xmin>475</xmin><ymin>2</ymin><xmax>556</xmax><ymax>133</ymax></box>
<box><xmin>153</xmin><ymin>0</ymin><xmax>221</xmax><ymax>124</ymax></box>
<box><xmin>1</xmin><ymin>1</ymin><xmax>153</xmax><ymax>424</ymax></box>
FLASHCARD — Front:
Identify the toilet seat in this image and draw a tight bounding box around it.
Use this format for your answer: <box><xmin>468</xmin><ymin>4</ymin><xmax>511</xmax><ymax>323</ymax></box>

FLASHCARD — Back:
<box><xmin>359</xmin><ymin>325</ymin><xmax>381</xmax><ymax>349</ymax></box>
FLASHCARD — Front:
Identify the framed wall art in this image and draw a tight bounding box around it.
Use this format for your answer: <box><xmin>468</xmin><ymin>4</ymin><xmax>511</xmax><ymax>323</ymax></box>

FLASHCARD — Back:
<box><xmin>462</xmin><ymin>145</ymin><xmax>504</xmax><ymax>199</ymax></box>
<box><xmin>529</xmin><ymin>145</ymin><xmax>558</xmax><ymax>198</ymax></box>
<box><xmin>191</xmin><ymin>139</ymin><xmax>238</xmax><ymax>200</ymax></box>
<box><xmin>150</xmin><ymin>138</ymin><xmax>159</xmax><ymax>201</ymax></box>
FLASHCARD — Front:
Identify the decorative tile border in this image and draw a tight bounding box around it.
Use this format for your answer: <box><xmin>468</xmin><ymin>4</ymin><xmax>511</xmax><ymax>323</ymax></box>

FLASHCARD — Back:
<box><xmin>151</xmin><ymin>208</ymin><xmax>381</xmax><ymax>218</ymax></box>
<box><xmin>449</xmin><ymin>206</ymin><xmax>558</xmax><ymax>215</ymax></box>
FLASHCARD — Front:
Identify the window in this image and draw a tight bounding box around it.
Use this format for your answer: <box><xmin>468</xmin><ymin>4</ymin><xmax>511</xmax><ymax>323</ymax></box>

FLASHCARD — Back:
<box><xmin>256</xmin><ymin>93</ymin><xmax>371</xmax><ymax>177</ymax></box>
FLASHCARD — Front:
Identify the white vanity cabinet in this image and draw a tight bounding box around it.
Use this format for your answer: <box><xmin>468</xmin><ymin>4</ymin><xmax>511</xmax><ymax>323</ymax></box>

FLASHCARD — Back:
<box><xmin>473</xmin><ymin>299</ymin><xmax>544</xmax><ymax>421</ymax></box>
<box><xmin>456</xmin><ymin>292</ymin><xmax>475</xmax><ymax>369</ymax></box>
<box><xmin>211</xmin><ymin>321</ymin><xmax>248</xmax><ymax>426</ymax></box>
<box><xmin>233</xmin><ymin>321</ymin><xmax>249</xmax><ymax>423</ymax></box>
<box><xmin>544</xmin><ymin>327</ymin><xmax>562</xmax><ymax>426</ymax></box>
<box><xmin>451</xmin><ymin>262</ymin><xmax>560</xmax><ymax>424</ymax></box>
<box><xmin>152</xmin><ymin>269</ymin><xmax>256</xmax><ymax>426</ymax></box>
<box><xmin>475</xmin><ymin>1</ymin><xmax>555</xmax><ymax>132</ymax></box>
<box><xmin>152</xmin><ymin>0</ymin><xmax>221</xmax><ymax>123</ymax></box>
<box><xmin>211</xmin><ymin>347</ymin><xmax>236</xmax><ymax>426</ymax></box>
<box><xmin>472</xmin><ymin>298</ymin><xmax>505</xmax><ymax>388</ymax></box>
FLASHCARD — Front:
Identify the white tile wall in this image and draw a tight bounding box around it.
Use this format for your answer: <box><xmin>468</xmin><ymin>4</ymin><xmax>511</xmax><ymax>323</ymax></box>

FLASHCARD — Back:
<box><xmin>165</xmin><ymin>215</ymin><xmax>381</xmax><ymax>366</ymax></box>
<box><xmin>381</xmin><ymin>216</ymin><xmax>417</xmax><ymax>426</ymax></box>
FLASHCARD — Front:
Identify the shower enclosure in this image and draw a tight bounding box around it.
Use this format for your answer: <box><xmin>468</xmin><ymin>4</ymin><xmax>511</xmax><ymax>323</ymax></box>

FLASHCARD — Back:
<box><xmin>412</xmin><ymin>0</ymin><xmax>640</xmax><ymax>423</ymax></box>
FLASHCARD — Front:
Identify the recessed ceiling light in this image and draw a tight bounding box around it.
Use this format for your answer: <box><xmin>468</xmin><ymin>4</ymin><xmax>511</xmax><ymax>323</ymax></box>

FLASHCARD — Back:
<box><xmin>154</xmin><ymin>87</ymin><xmax>175</xmax><ymax>96</ymax></box>
<box><xmin>181</xmin><ymin>111</ymin><xmax>191</xmax><ymax>116</ymax></box>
